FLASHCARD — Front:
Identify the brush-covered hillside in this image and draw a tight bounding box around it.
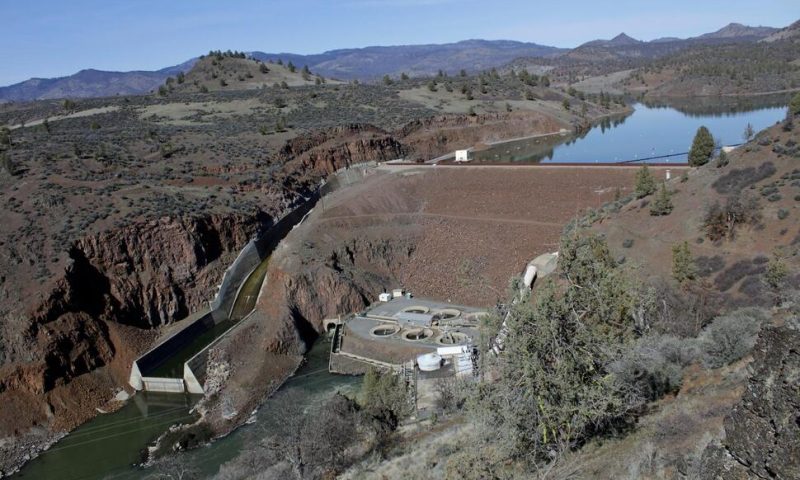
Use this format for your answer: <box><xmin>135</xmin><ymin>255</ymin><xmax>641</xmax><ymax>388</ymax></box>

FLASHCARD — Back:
<box><xmin>157</xmin><ymin>50</ymin><xmax>336</xmax><ymax>95</ymax></box>
<box><xmin>331</xmin><ymin>98</ymin><xmax>800</xmax><ymax>480</ymax></box>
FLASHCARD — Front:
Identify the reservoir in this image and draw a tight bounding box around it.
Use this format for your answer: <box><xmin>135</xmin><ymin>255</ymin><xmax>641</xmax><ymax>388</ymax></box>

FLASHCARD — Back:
<box><xmin>471</xmin><ymin>95</ymin><xmax>791</xmax><ymax>164</ymax></box>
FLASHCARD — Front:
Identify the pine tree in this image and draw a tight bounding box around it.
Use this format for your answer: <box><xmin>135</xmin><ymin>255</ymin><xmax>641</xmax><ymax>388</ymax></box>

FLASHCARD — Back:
<box><xmin>789</xmin><ymin>91</ymin><xmax>800</xmax><ymax>117</ymax></box>
<box><xmin>671</xmin><ymin>241</ymin><xmax>696</xmax><ymax>284</ymax></box>
<box><xmin>742</xmin><ymin>123</ymin><xmax>754</xmax><ymax>142</ymax></box>
<box><xmin>716</xmin><ymin>149</ymin><xmax>729</xmax><ymax>168</ymax></box>
<box><xmin>688</xmin><ymin>126</ymin><xmax>714</xmax><ymax>167</ymax></box>
<box><xmin>634</xmin><ymin>165</ymin><xmax>656</xmax><ymax>198</ymax></box>
<box><xmin>649</xmin><ymin>182</ymin><xmax>673</xmax><ymax>216</ymax></box>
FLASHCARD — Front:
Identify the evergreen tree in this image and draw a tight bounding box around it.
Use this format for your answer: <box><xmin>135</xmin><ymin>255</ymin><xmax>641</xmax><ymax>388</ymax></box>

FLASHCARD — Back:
<box><xmin>400</xmin><ymin>72</ymin><xmax>409</xmax><ymax>81</ymax></box>
<box><xmin>382</xmin><ymin>74</ymin><xmax>393</xmax><ymax>86</ymax></box>
<box><xmin>789</xmin><ymin>91</ymin><xmax>800</xmax><ymax>118</ymax></box>
<box><xmin>1</xmin><ymin>153</ymin><xmax>16</xmax><ymax>176</ymax></box>
<box><xmin>716</xmin><ymin>149</ymin><xmax>729</xmax><ymax>168</ymax></box>
<box><xmin>634</xmin><ymin>165</ymin><xmax>656</xmax><ymax>198</ymax></box>
<box><xmin>649</xmin><ymin>182</ymin><xmax>673</xmax><ymax>216</ymax></box>
<box><xmin>671</xmin><ymin>241</ymin><xmax>696</xmax><ymax>284</ymax></box>
<box><xmin>688</xmin><ymin>126</ymin><xmax>714</xmax><ymax>166</ymax></box>
<box><xmin>742</xmin><ymin>123</ymin><xmax>754</xmax><ymax>142</ymax></box>
<box><xmin>471</xmin><ymin>233</ymin><xmax>643</xmax><ymax>463</ymax></box>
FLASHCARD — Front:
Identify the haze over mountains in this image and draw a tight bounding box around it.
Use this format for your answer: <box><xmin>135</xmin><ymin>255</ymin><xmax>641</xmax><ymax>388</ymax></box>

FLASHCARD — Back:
<box><xmin>0</xmin><ymin>22</ymin><xmax>787</xmax><ymax>102</ymax></box>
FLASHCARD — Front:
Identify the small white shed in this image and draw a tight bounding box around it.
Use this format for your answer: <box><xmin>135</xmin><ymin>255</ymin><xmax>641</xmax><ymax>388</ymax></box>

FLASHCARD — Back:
<box><xmin>455</xmin><ymin>150</ymin><xmax>470</xmax><ymax>162</ymax></box>
<box><xmin>378</xmin><ymin>292</ymin><xmax>392</xmax><ymax>302</ymax></box>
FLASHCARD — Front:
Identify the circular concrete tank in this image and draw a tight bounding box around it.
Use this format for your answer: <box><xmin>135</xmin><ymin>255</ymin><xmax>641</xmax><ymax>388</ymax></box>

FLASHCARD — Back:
<box><xmin>465</xmin><ymin>312</ymin><xmax>489</xmax><ymax>324</ymax></box>
<box><xmin>370</xmin><ymin>325</ymin><xmax>400</xmax><ymax>337</ymax></box>
<box><xmin>402</xmin><ymin>328</ymin><xmax>433</xmax><ymax>341</ymax></box>
<box><xmin>434</xmin><ymin>308</ymin><xmax>461</xmax><ymax>320</ymax></box>
<box><xmin>417</xmin><ymin>353</ymin><xmax>443</xmax><ymax>372</ymax></box>
<box><xmin>436</xmin><ymin>331</ymin><xmax>469</xmax><ymax>345</ymax></box>
<box><xmin>402</xmin><ymin>306</ymin><xmax>430</xmax><ymax>314</ymax></box>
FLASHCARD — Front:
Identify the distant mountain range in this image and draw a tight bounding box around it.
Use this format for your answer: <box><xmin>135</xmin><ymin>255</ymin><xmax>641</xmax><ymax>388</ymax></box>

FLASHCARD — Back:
<box><xmin>0</xmin><ymin>22</ymin><xmax>789</xmax><ymax>102</ymax></box>
<box><xmin>249</xmin><ymin>39</ymin><xmax>565</xmax><ymax>80</ymax></box>
<box><xmin>563</xmin><ymin>23</ymin><xmax>781</xmax><ymax>63</ymax></box>
<box><xmin>0</xmin><ymin>59</ymin><xmax>197</xmax><ymax>103</ymax></box>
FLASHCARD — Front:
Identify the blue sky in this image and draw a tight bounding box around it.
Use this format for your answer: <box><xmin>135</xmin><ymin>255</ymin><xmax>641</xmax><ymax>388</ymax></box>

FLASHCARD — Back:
<box><xmin>1</xmin><ymin>0</ymin><xmax>797</xmax><ymax>85</ymax></box>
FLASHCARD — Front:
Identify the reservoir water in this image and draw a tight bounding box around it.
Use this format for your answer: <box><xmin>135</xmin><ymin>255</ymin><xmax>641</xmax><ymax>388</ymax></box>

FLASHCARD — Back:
<box><xmin>472</xmin><ymin>95</ymin><xmax>790</xmax><ymax>164</ymax></box>
<box><xmin>13</xmin><ymin>95</ymin><xmax>792</xmax><ymax>480</ymax></box>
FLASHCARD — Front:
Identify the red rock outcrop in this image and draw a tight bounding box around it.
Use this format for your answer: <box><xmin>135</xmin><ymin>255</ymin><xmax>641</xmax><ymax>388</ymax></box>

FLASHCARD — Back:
<box><xmin>398</xmin><ymin>111</ymin><xmax>569</xmax><ymax>160</ymax></box>
<box><xmin>279</xmin><ymin>124</ymin><xmax>407</xmax><ymax>180</ymax></box>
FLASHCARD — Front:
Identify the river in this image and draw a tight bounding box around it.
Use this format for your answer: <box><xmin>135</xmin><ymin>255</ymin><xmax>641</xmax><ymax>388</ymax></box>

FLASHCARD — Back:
<box><xmin>12</xmin><ymin>95</ymin><xmax>792</xmax><ymax>480</ymax></box>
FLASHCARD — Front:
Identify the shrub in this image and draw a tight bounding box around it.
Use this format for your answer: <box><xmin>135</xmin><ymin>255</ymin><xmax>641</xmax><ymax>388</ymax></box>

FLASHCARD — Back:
<box><xmin>703</xmin><ymin>191</ymin><xmax>761</xmax><ymax>241</ymax></box>
<box><xmin>714</xmin><ymin>258</ymin><xmax>767</xmax><ymax>291</ymax></box>
<box><xmin>711</xmin><ymin>162</ymin><xmax>776</xmax><ymax>194</ymax></box>
<box><xmin>649</xmin><ymin>182</ymin><xmax>673</xmax><ymax>216</ymax></box>
<box><xmin>715</xmin><ymin>149</ymin><xmax>729</xmax><ymax>168</ymax></box>
<box><xmin>610</xmin><ymin>334</ymin><xmax>697</xmax><ymax>401</ymax></box>
<box><xmin>1</xmin><ymin>153</ymin><xmax>17</xmax><ymax>176</ymax></box>
<box><xmin>360</xmin><ymin>367</ymin><xmax>411</xmax><ymax>421</ymax></box>
<box><xmin>622</xmin><ymin>238</ymin><xmax>634</xmax><ymax>248</ymax></box>
<box><xmin>694</xmin><ymin>255</ymin><xmax>725</xmax><ymax>278</ymax></box>
<box><xmin>778</xmin><ymin>208</ymin><xmax>789</xmax><ymax>220</ymax></box>
<box><xmin>764</xmin><ymin>255</ymin><xmax>788</xmax><ymax>295</ymax></box>
<box><xmin>699</xmin><ymin>308</ymin><xmax>768</xmax><ymax>368</ymax></box>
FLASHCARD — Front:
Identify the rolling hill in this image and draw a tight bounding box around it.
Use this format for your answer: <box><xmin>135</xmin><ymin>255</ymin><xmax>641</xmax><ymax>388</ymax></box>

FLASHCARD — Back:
<box><xmin>0</xmin><ymin>59</ymin><xmax>197</xmax><ymax>102</ymax></box>
<box><xmin>250</xmin><ymin>39</ymin><xmax>566</xmax><ymax>80</ymax></box>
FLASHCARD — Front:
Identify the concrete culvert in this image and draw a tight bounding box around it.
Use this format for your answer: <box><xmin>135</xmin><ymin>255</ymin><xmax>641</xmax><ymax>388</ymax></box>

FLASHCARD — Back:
<box><xmin>402</xmin><ymin>328</ymin><xmax>433</xmax><ymax>341</ymax></box>
<box><xmin>402</xmin><ymin>306</ymin><xmax>430</xmax><ymax>314</ymax></box>
<box><xmin>370</xmin><ymin>325</ymin><xmax>401</xmax><ymax>337</ymax></box>
<box><xmin>436</xmin><ymin>332</ymin><xmax>469</xmax><ymax>345</ymax></box>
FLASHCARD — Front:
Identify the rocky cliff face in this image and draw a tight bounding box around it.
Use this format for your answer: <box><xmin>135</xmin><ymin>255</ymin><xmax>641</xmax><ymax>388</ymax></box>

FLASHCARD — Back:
<box><xmin>257</xmin><ymin>235</ymin><xmax>417</xmax><ymax>352</ymax></box>
<box><xmin>0</xmin><ymin>211</ymin><xmax>273</xmax><ymax>439</ymax></box>
<box><xmin>279</xmin><ymin>124</ymin><xmax>407</xmax><ymax>184</ymax></box>
<box><xmin>699</xmin><ymin>323</ymin><xmax>800</xmax><ymax>479</ymax></box>
<box><xmin>397</xmin><ymin>111</ymin><xmax>569</xmax><ymax>160</ymax></box>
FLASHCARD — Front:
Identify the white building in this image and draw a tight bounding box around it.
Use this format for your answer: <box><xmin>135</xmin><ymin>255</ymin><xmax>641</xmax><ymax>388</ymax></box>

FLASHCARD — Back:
<box><xmin>455</xmin><ymin>149</ymin><xmax>470</xmax><ymax>162</ymax></box>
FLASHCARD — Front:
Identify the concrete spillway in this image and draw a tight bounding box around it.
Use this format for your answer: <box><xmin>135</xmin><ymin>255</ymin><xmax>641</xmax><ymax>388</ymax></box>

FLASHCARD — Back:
<box><xmin>129</xmin><ymin>162</ymin><xmax>380</xmax><ymax>395</ymax></box>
